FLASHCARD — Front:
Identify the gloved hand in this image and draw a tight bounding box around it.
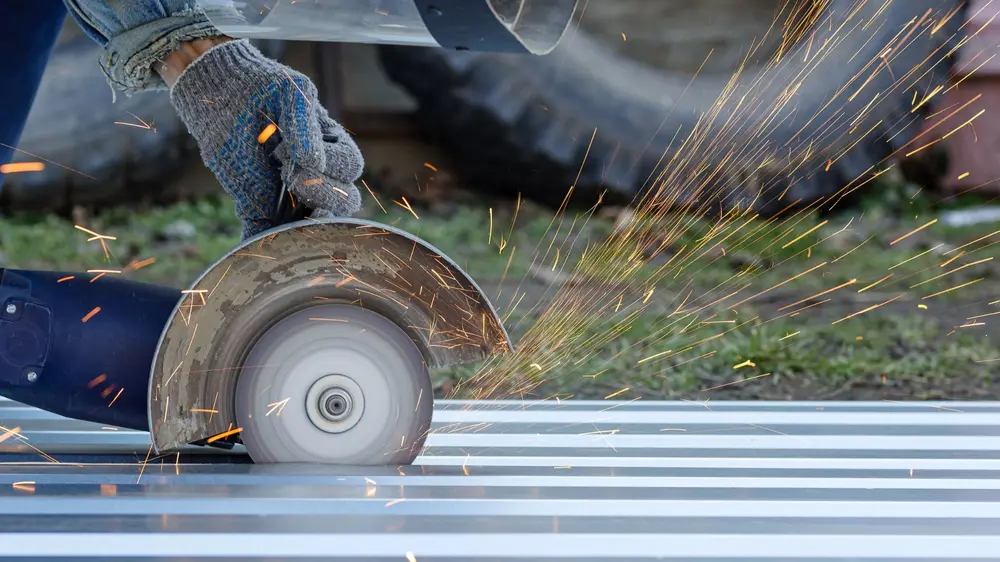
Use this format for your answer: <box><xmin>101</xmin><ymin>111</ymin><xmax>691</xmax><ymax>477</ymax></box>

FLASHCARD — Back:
<box><xmin>168</xmin><ymin>39</ymin><xmax>363</xmax><ymax>239</ymax></box>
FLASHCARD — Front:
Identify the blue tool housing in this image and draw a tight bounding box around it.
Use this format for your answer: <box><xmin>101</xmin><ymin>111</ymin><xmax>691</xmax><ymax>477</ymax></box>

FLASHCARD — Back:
<box><xmin>0</xmin><ymin>269</ymin><xmax>179</xmax><ymax>431</ymax></box>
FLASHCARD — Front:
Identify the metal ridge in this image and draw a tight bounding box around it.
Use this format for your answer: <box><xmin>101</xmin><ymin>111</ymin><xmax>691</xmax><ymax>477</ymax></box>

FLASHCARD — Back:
<box><xmin>1</xmin><ymin>397</ymin><xmax>999</xmax><ymax>560</ymax></box>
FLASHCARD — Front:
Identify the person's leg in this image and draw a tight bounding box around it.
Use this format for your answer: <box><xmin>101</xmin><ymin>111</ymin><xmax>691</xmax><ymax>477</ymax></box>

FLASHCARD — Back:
<box><xmin>0</xmin><ymin>0</ymin><xmax>67</xmax><ymax>190</ymax></box>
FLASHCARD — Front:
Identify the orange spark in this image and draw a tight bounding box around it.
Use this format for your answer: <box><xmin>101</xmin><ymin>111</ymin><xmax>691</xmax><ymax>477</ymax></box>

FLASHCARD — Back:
<box><xmin>361</xmin><ymin>179</ymin><xmax>387</xmax><ymax>213</ymax></box>
<box><xmin>81</xmin><ymin>307</ymin><xmax>101</xmax><ymax>323</ymax></box>
<box><xmin>113</xmin><ymin>112</ymin><xmax>155</xmax><ymax>131</ymax></box>
<box><xmin>604</xmin><ymin>387</ymin><xmax>630</xmax><ymax>399</ymax></box>
<box><xmin>0</xmin><ymin>162</ymin><xmax>45</xmax><ymax>173</ymax></box>
<box><xmin>0</xmin><ymin>426</ymin><xmax>21</xmax><ymax>444</ymax></box>
<box><xmin>832</xmin><ymin>295</ymin><xmax>903</xmax><ymax>325</ymax></box>
<box><xmin>922</xmin><ymin>278</ymin><xmax>983</xmax><ymax>300</ymax></box>
<box><xmin>206</xmin><ymin>427</ymin><xmax>242</xmax><ymax>443</ymax></box>
<box><xmin>858</xmin><ymin>274</ymin><xmax>892</xmax><ymax>293</ymax></box>
<box><xmin>394</xmin><ymin>196</ymin><xmax>419</xmax><ymax>219</ymax></box>
<box><xmin>126</xmin><ymin>257</ymin><xmax>157</xmax><ymax>271</ymax></box>
<box><xmin>266</xmin><ymin>398</ymin><xmax>290</xmax><ymax>416</ymax></box>
<box><xmin>257</xmin><ymin>123</ymin><xmax>277</xmax><ymax>144</ymax></box>
<box><xmin>889</xmin><ymin>219</ymin><xmax>937</xmax><ymax>246</ymax></box>
<box><xmin>702</xmin><ymin>372</ymin><xmax>773</xmax><ymax>392</ymax></box>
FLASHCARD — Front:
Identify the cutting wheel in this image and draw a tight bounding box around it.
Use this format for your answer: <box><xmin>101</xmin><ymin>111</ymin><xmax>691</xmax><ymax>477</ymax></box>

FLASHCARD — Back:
<box><xmin>234</xmin><ymin>304</ymin><xmax>433</xmax><ymax>464</ymax></box>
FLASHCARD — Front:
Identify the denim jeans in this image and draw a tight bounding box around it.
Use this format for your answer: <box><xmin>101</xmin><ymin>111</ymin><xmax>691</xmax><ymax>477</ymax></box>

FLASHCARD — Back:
<box><xmin>0</xmin><ymin>0</ymin><xmax>66</xmax><ymax>187</ymax></box>
<box><xmin>63</xmin><ymin>0</ymin><xmax>225</xmax><ymax>95</ymax></box>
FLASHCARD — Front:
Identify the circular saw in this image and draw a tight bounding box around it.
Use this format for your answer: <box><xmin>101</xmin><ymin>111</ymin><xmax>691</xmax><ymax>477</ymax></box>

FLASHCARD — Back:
<box><xmin>0</xmin><ymin>219</ymin><xmax>511</xmax><ymax>465</ymax></box>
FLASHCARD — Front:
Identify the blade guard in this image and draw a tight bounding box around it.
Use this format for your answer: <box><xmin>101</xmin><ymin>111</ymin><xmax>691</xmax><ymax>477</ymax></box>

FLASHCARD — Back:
<box><xmin>148</xmin><ymin>218</ymin><xmax>513</xmax><ymax>454</ymax></box>
<box><xmin>197</xmin><ymin>0</ymin><xmax>579</xmax><ymax>55</ymax></box>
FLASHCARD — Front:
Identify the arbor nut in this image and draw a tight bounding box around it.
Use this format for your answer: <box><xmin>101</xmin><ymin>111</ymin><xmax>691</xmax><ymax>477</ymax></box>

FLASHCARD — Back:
<box><xmin>5</xmin><ymin>303</ymin><xmax>16</xmax><ymax>315</ymax></box>
<box><xmin>25</xmin><ymin>371</ymin><xmax>38</xmax><ymax>383</ymax></box>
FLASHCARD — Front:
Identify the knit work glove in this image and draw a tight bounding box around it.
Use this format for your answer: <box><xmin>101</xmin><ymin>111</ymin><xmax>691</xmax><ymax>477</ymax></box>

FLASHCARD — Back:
<box><xmin>169</xmin><ymin>39</ymin><xmax>363</xmax><ymax>239</ymax></box>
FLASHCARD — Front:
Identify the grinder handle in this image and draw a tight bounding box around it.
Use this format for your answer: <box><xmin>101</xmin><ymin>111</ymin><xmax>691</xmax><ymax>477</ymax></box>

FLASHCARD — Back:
<box><xmin>263</xmin><ymin>131</ymin><xmax>313</xmax><ymax>226</ymax></box>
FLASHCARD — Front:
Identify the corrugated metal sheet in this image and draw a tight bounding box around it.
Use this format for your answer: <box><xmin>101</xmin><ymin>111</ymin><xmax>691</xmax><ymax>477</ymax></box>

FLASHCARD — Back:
<box><xmin>1</xmin><ymin>396</ymin><xmax>999</xmax><ymax>560</ymax></box>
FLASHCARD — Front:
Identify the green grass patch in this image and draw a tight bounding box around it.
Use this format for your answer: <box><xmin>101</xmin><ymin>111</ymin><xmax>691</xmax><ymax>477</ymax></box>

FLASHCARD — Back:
<box><xmin>2</xmin><ymin>194</ymin><xmax>997</xmax><ymax>400</ymax></box>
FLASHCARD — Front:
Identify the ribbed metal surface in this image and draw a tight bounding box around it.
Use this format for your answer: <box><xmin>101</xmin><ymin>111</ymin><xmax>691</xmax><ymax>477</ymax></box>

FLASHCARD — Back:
<box><xmin>1</xmin><ymin>396</ymin><xmax>1000</xmax><ymax>560</ymax></box>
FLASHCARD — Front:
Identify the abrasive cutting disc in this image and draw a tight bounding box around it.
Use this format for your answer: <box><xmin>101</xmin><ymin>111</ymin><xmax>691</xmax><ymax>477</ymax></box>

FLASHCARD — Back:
<box><xmin>235</xmin><ymin>303</ymin><xmax>432</xmax><ymax>464</ymax></box>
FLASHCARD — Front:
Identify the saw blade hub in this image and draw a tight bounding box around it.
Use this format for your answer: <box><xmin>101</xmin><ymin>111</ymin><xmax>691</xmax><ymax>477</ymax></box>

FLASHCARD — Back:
<box><xmin>305</xmin><ymin>374</ymin><xmax>365</xmax><ymax>433</ymax></box>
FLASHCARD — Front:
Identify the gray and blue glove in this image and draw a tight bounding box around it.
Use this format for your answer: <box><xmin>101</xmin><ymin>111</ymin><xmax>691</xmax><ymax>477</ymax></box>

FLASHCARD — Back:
<box><xmin>169</xmin><ymin>39</ymin><xmax>363</xmax><ymax>239</ymax></box>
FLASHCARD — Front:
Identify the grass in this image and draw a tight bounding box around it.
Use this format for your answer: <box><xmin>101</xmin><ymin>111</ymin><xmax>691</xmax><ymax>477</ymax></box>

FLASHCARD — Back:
<box><xmin>458</xmin><ymin>310</ymin><xmax>1000</xmax><ymax>401</ymax></box>
<box><xmin>2</xmin><ymin>187</ymin><xmax>998</xmax><ymax>400</ymax></box>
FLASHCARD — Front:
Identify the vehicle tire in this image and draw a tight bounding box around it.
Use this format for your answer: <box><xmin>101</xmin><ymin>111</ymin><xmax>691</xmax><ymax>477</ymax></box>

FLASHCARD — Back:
<box><xmin>0</xmin><ymin>21</ymin><xmax>284</xmax><ymax>213</ymax></box>
<box><xmin>378</xmin><ymin>0</ymin><xmax>967</xmax><ymax>214</ymax></box>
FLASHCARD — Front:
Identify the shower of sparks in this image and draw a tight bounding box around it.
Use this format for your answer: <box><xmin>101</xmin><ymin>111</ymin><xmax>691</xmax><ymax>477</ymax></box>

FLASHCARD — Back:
<box><xmin>456</xmin><ymin>0</ymin><xmax>996</xmax><ymax>404</ymax></box>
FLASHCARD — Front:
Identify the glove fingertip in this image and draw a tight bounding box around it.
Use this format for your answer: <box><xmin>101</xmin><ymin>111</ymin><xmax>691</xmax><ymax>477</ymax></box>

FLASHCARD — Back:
<box><xmin>287</xmin><ymin>171</ymin><xmax>362</xmax><ymax>218</ymax></box>
<box><xmin>322</xmin><ymin>141</ymin><xmax>365</xmax><ymax>183</ymax></box>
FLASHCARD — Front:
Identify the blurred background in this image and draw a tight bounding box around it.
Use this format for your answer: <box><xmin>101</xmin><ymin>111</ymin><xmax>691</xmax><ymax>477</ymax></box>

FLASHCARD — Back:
<box><xmin>2</xmin><ymin>0</ymin><xmax>998</xmax><ymax>402</ymax></box>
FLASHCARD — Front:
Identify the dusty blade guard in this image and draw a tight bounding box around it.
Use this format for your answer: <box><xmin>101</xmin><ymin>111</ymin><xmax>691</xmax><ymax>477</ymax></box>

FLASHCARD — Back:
<box><xmin>148</xmin><ymin>219</ymin><xmax>512</xmax><ymax>453</ymax></box>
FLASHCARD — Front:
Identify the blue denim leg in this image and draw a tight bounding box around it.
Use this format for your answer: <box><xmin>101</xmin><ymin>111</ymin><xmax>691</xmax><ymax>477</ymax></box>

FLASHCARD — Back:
<box><xmin>62</xmin><ymin>0</ymin><xmax>226</xmax><ymax>95</ymax></box>
<box><xmin>0</xmin><ymin>0</ymin><xmax>66</xmax><ymax>191</ymax></box>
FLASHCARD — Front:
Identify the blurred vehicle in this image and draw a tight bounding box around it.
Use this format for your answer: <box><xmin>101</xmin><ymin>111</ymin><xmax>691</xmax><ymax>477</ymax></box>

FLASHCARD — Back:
<box><xmin>2</xmin><ymin>0</ymin><xmax>967</xmax><ymax>215</ymax></box>
<box><xmin>380</xmin><ymin>0</ymin><xmax>967</xmax><ymax>213</ymax></box>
